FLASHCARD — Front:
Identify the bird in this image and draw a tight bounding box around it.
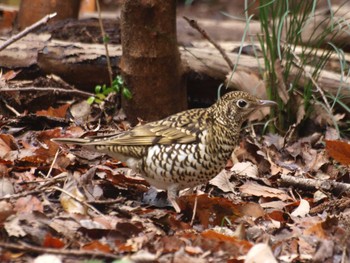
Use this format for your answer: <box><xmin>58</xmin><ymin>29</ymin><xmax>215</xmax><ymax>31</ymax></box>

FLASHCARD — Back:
<box><xmin>52</xmin><ymin>91</ymin><xmax>276</xmax><ymax>213</ymax></box>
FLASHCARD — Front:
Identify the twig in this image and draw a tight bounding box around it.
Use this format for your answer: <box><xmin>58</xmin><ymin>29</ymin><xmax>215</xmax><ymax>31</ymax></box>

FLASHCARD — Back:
<box><xmin>0</xmin><ymin>241</ymin><xmax>119</xmax><ymax>259</ymax></box>
<box><xmin>190</xmin><ymin>194</ymin><xmax>198</xmax><ymax>226</ymax></box>
<box><xmin>289</xmin><ymin>49</ymin><xmax>333</xmax><ymax>114</ymax></box>
<box><xmin>183</xmin><ymin>16</ymin><xmax>234</xmax><ymax>70</ymax></box>
<box><xmin>0</xmin><ymin>13</ymin><xmax>57</xmax><ymax>52</ymax></box>
<box><xmin>51</xmin><ymin>186</ymin><xmax>105</xmax><ymax>217</ymax></box>
<box><xmin>280</xmin><ymin>174</ymin><xmax>350</xmax><ymax>193</ymax></box>
<box><xmin>310</xmin><ymin>197</ymin><xmax>350</xmax><ymax>214</ymax></box>
<box><xmin>0</xmin><ymin>173</ymin><xmax>67</xmax><ymax>201</ymax></box>
<box><xmin>0</xmin><ymin>189</ymin><xmax>44</xmax><ymax>201</ymax></box>
<box><xmin>45</xmin><ymin>149</ymin><xmax>60</xmax><ymax>178</ymax></box>
<box><xmin>1</xmin><ymin>97</ymin><xmax>21</xmax><ymax>116</ymax></box>
<box><xmin>0</xmin><ymin>86</ymin><xmax>94</xmax><ymax>98</ymax></box>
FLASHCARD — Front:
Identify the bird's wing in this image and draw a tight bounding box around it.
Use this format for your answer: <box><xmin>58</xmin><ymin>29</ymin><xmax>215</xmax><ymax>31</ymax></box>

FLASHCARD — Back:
<box><xmin>93</xmin><ymin>108</ymin><xmax>209</xmax><ymax>146</ymax></box>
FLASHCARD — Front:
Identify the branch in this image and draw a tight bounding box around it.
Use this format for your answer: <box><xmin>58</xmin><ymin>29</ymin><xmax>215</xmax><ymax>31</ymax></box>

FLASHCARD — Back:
<box><xmin>0</xmin><ymin>86</ymin><xmax>94</xmax><ymax>98</ymax></box>
<box><xmin>280</xmin><ymin>174</ymin><xmax>350</xmax><ymax>193</ymax></box>
<box><xmin>183</xmin><ymin>16</ymin><xmax>234</xmax><ymax>70</ymax></box>
<box><xmin>0</xmin><ymin>241</ymin><xmax>119</xmax><ymax>259</ymax></box>
<box><xmin>0</xmin><ymin>13</ymin><xmax>57</xmax><ymax>52</ymax></box>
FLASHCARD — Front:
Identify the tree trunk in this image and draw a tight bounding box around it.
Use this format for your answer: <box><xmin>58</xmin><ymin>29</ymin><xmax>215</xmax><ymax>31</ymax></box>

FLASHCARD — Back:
<box><xmin>120</xmin><ymin>0</ymin><xmax>187</xmax><ymax>124</ymax></box>
<box><xmin>17</xmin><ymin>0</ymin><xmax>81</xmax><ymax>30</ymax></box>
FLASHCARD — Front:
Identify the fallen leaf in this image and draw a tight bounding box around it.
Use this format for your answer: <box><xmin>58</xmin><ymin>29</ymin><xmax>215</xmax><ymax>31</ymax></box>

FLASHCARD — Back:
<box><xmin>325</xmin><ymin>140</ymin><xmax>350</xmax><ymax>165</ymax></box>
<box><xmin>291</xmin><ymin>199</ymin><xmax>310</xmax><ymax>218</ymax></box>
<box><xmin>209</xmin><ymin>170</ymin><xmax>236</xmax><ymax>192</ymax></box>
<box><xmin>239</xmin><ymin>181</ymin><xmax>292</xmax><ymax>201</ymax></box>
<box><xmin>178</xmin><ymin>194</ymin><xmax>241</xmax><ymax>228</ymax></box>
<box><xmin>33</xmin><ymin>254</ymin><xmax>62</xmax><ymax>263</ymax></box>
<box><xmin>60</xmin><ymin>176</ymin><xmax>88</xmax><ymax>215</ymax></box>
<box><xmin>82</xmin><ymin>240</ymin><xmax>112</xmax><ymax>253</ymax></box>
<box><xmin>274</xmin><ymin>59</ymin><xmax>289</xmax><ymax>104</ymax></box>
<box><xmin>36</xmin><ymin>104</ymin><xmax>70</xmax><ymax>118</ymax></box>
<box><xmin>42</xmin><ymin>233</ymin><xmax>65</xmax><ymax>249</ymax></box>
<box><xmin>244</xmin><ymin>243</ymin><xmax>277</xmax><ymax>263</ymax></box>
<box><xmin>1</xmin><ymin>70</ymin><xmax>21</xmax><ymax>81</ymax></box>
<box><xmin>231</xmin><ymin>161</ymin><xmax>258</xmax><ymax>178</ymax></box>
<box><xmin>14</xmin><ymin>196</ymin><xmax>43</xmax><ymax>213</ymax></box>
<box><xmin>0</xmin><ymin>201</ymin><xmax>14</xmax><ymax>223</ymax></box>
<box><xmin>0</xmin><ymin>178</ymin><xmax>15</xmax><ymax>197</ymax></box>
<box><xmin>238</xmin><ymin>202</ymin><xmax>265</xmax><ymax>218</ymax></box>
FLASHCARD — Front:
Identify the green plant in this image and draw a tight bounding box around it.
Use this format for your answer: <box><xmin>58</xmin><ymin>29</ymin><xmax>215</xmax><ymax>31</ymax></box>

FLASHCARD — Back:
<box><xmin>256</xmin><ymin>0</ymin><xmax>347</xmax><ymax>134</ymax></box>
<box><xmin>87</xmin><ymin>76</ymin><xmax>132</xmax><ymax>105</ymax></box>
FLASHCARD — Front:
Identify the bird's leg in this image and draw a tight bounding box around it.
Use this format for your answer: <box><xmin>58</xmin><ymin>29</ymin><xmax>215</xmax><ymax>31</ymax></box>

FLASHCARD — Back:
<box><xmin>167</xmin><ymin>184</ymin><xmax>181</xmax><ymax>213</ymax></box>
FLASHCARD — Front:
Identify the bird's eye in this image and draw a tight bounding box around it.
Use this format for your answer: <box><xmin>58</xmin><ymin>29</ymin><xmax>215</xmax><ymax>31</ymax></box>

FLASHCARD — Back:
<box><xmin>237</xmin><ymin>99</ymin><xmax>248</xmax><ymax>108</ymax></box>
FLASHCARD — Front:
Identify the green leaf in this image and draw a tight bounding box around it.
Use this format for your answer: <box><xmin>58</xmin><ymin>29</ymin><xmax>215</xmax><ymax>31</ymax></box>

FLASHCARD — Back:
<box><xmin>95</xmin><ymin>85</ymin><xmax>102</xmax><ymax>94</ymax></box>
<box><xmin>103</xmin><ymin>87</ymin><xmax>114</xmax><ymax>95</ymax></box>
<box><xmin>87</xmin><ymin>96</ymin><xmax>95</xmax><ymax>105</ymax></box>
<box><xmin>112</xmin><ymin>84</ymin><xmax>120</xmax><ymax>93</ymax></box>
<box><xmin>103</xmin><ymin>35</ymin><xmax>110</xmax><ymax>43</ymax></box>
<box><xmin>96</xmin><ymin>93</ymin><xmax>106</xmax><ymax>100</ymax></box>
<box><xmin>122</xmin><ymin>88</ymin><xmax>132</xmax><ymax>100</ymax></box>
<box><xmin>116</xmin><ymin>75</ymin><xmax>124</xmax><ymax>86</ymax></box>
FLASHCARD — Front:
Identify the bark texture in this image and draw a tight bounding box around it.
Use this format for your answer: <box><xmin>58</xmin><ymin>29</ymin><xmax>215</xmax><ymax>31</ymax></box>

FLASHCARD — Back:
<box><xmin>17</xmin><ymin>0</ymin><xmax>80</xmax><ymax>29</ymax></box>
<box><xmin>120</xmin><ymin>0</ymin><xmax>187</xmax><ymax>124</ymax></box>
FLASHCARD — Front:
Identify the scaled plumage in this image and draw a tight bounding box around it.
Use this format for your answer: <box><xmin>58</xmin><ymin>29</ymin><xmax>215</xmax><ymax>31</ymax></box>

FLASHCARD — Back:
<box><xmin>53</xmin><ymin>91</ymin><xmax>276</xmax><ymax>212</ymax></box>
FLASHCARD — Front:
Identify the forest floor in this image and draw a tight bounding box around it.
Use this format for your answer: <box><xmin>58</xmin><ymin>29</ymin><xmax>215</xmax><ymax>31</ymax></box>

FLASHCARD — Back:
<box><xmin>0</xmin><ymin>2</ymin><xmax>350</xmax><ymax>262</ymax></box>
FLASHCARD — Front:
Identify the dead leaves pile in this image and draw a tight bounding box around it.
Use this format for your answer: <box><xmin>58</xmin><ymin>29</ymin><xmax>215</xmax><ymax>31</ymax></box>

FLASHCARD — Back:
<box><xmin>0</xmin><ymin>109</ymin><xmax>350</xmax><ymax>262</ymax></box>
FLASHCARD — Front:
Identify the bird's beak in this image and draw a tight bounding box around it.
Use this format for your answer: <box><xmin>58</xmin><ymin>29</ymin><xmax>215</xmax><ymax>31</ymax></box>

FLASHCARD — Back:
<box><xmin>258</xmin><ymin>99</ymin><xmax>277</xmax><ymax>107</ymax></box>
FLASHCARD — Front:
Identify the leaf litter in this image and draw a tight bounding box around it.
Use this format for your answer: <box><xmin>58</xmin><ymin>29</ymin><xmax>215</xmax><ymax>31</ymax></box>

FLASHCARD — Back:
<box><xmin>0</xmin><ymin>98</ymin><xmax>349</xmax><ymax>262</ymax></box>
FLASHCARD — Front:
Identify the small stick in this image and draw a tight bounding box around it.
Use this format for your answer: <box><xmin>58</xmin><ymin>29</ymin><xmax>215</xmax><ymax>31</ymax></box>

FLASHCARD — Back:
<box><xmin>0</xmin><ymin>173</ymin><xmax>67</xmax><ymax>201</ymax></box>
<box><xmin>0</xmin><ymin>241</ymin><xmax>119</xmax><ymax>259</ymax></box>
<box><xmin>45</xmin><ymin>149</ymin><xmax>60</xmax><ymax>178</ymax></box>
<box><xmin>280</xmin><ymin>174</ymin><xmax>350</xmax><ymax>193</ymax></box>
<box><xmin>52</xmin><ymin>186</ymin><xmax>105</xmax><ymax>217</ymax></box>
<box><xmin>183</xmin><ymin>16</ymin><xmax>234</xmax><ymax>70</ymax></box>
<box><xmin>0</xmin><ymin>13</ymin><xmax>57</xmax><ymax>52</ymax></box>
<box><xmin>0</xmin><ymin>86</ymin><xmax>94</xmax><ymax>98</ymax></box>
<box><xmin>190</xmin><ymin>194</ymin><xmax>198</xmax><ymax>226</ymax></box>
<box><xmin>289</xmin><ymin>49</ymin><xmax>333</xmax><ymax>116</ymax></box>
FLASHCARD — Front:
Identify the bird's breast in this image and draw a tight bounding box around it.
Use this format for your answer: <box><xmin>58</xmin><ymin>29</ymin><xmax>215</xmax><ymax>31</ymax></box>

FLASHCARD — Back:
<box><xmin>140</xmin><ymin>134</ymin><xmax>235</xmax><ymax>190</ymax></box>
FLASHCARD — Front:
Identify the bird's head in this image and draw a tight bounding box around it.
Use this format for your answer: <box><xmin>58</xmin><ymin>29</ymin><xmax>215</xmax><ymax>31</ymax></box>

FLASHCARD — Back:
<box><xmin>211</xmin><ymin>91</ymin><xmax>277</xmax><ymax>125</ymax></box>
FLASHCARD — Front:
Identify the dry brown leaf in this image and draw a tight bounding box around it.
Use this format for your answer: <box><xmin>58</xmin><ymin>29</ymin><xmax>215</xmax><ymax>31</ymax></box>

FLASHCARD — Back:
<box><xmin>1</xmin><ymin>70</ymin><xmax>21</xmax><ymax>81</ymax></box>
<box><xmin>325</xmin><ymin>140</ymin><xmax>350</xmax><ymax>165</ymax></box>
<box><xmin>33</xmin><ymin>254</ymin><xmax>62</xmax><ymax>263</ymax></box>
<box><xmin>239</xmin><ymin>181</ymin><xmax>292</xmax><ymax>201</ymax></box>
<box><xmin>42</xmin><ymin>233</ymin><xmax>65</xmax><ymax>249</ymax></box>
<box><xmin>0</xmin><ymin>201</ymin><xmax>14</xmax><ymax>223</ymax></box>
<box><xmin>274</xmin><ymin>59</ymin><xmax>289</xmax><ymax>104</ymax></box>
<box><xmin>0</xmin><ymin>134</ymin><xmax>17</xmax><ymax>158</ymax></box>
<box><xmin>237</xmin><ymin>202</ymin><xmax>264</xmax><ymax>218</ymax></box>
<box><xmin>264</xmin><ymin>133</ymin><xmax>284</xmax><ymax>150</ymax></box>
<box><xmin>291</xmin><ymin>199</ymin><xmax>310</xmax><ymax>218</ymax></box>
<box><xmin>295</xmin><ymin>96</ymin><xmax>305</xmax><ymax>125</ymax></box>
<box><xmin>82</xmin><ymin>240</ymin><xmax>112</xmax><ymax>253</ymax></box>
<box><xmin>14</xmin><ymin>196</ymin><xmax>44</xmax><ymax>213</ymax></box>
<box><xmin>231</xmin><ymin>161</ymin><xmax>258</xmax><ymax>178</ymax></box>
<box><xmin>244</xmin><ymin>243</ymin><xmax>277</xmax><ymax>263</ymax></box>
<box><xmin>209</xmin><ymin>170</ymin><xmax>235</xmax><ymax>193</ymax></box>
<box><xmin>178</xmin><ymin>194</ymin><xmax>241</xmax><ymax>228</ymax></box>
<box><xmin>0</xmin><ymin>178</ymin><xmax>15</xmax><ymax>197</ymax></box>
<box><xmin>60</xmin><ymin>176</ymin><xmax>88</xmax><ymax>215</ymax></box>
<box><xmin>36</xmin><ymin>104</ymin><xmax>70</xmax><ymax>118</ymax></box>
<box><xmin>201</xmin><ymin>229</ymin><xmax>252</xmax><ymax>251</ymax></box>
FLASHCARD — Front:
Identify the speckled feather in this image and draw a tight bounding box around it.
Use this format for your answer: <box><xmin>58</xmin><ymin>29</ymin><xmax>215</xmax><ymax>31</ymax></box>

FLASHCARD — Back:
<box><xmin>53</xmin><ymin>91</ymin><xmax>276</xmax><ymax>212</ymax></box>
